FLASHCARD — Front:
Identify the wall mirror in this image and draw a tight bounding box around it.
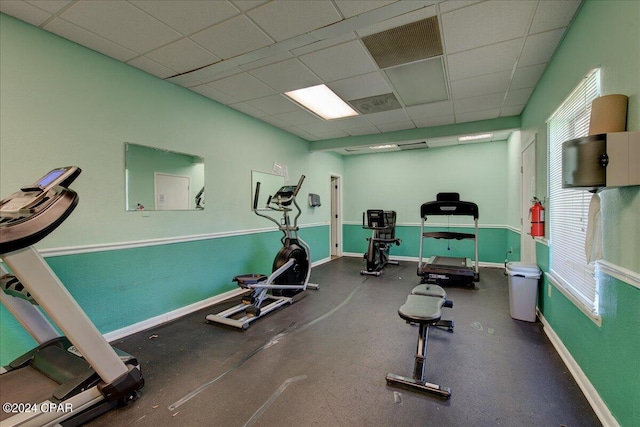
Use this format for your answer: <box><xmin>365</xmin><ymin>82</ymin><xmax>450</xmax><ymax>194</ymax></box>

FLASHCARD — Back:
<box><xmin>251</xmin><ymin>170</ymin><xmax>284</xmax><ymax>210</ymax></box>
<box><xmin>125</xmin><ymin>142</ymin><xmax>205</xmax><ymax>211</ymax></box>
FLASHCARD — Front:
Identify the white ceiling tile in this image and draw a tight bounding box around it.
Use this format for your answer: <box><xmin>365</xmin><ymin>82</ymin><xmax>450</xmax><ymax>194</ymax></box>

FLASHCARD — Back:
<box><xmin>229</xmin><ymin>1</ymin><xmax>267</xmax><ymax>12</ymax></box>
<box><xmin>438</xmin><ymin>1</ymin><xmax>482</xmax><ymax>14</ymax></box>
<box><xmin>238</xmin><ymin>51</ymin><xmax>293</xmax><ymax>72</ymax></box>
<box><xmin>441</xmin><ymin>0</ymin><xmax>535</xmax><ymax>54</ymax></box>
<box><xmin>1</xmin><ymin>1</ymin><xmax>51</xmax><ymax>26</ymax></box>
<box><xmin>376</xmin><ymin>121</ymin><xmax>415</xmax><ymax>133</ymax></box>
<box><xmin>59</xmin><ymin>1</ymin><xmax>182</xmax><ymax>53</ymax></box>
<box><xmin>303</xmin><ymin>120</ymin><xmax>341</xmax><ymax>133</ymax></box>
<box><xmin>273</xmin><ymin>110</ymin><xmax>321</xmax><ymax>126</ymax></box>
<box><xmin>44</xmin><ymin>18</ymin><xmax>138</xmax><ymax>62</ymax></box>
<box><xmin>27</xmin><ymin>0</ymin><xmax>71</xmax><ymax>14</ymax></box>
<box><xmin>347</xmin><ymin>126</ymin><xmax>380</xmax><ymax>136</ymax></box>
<box><xmin>406</xmin><ymin>100</ymin><xmax>454</xmax><ymax>119</ymax></box>
<box><xmin>447</xmin><ymin>38</ymin><xmax>522</xmax><ymax>81</ymax></box>
<box><xmin>454</xmin><ymin>92</ymin><xmax>504</xmax><ymax>114</ymax></box>
<box><xmin>501</xmin><ymin>104</ymin><xmax>525</xmax><ymax>117</ymax></box>
<box><xmin>450</xmin><ymin>70</ymin><xmax>511</xmax><ymax>100</ymax></box>
<box><xmin>331</xmin><ymin>116</ymin><xmax>374</xmax><ymax>130</ymax></box>
<box><xmin>363</xmin><ymin>108</ymin><xmax>410</xmax><ymax>125</ymax></box>
<box><xmin>248</xmin><ymin>59</ymin><xmax>321</xmax><ymax>92</ymax></box>
<box><xmin>131</xmin><ymin>0</ymin><xmax>239</xmax><ymax>36</ymax></box>
<box><xmin>289</xmin><ymin>32</ymin><xmax>357</xmax><ymax>56</ymax></box>
<box><xmin>207</xmin><ymin>73</ymin><xmax>277</xmax><ymax>101</ymax></box>
<box><xmin>518</xmin><ymin>28</ymin><xmax>565</xmax><ymax>67</ymax></box>
<box><xmin>310</xmin><ymin>129</ymin><xmax>350</xmax><ymax>139</ymax></box>
<box><xmin>504</xmin><ymin>87</ymin><xmax>533</xmax><ymax>107</ymax></box>
<box><xmin>229</xmin><ymin>102</ymin><xmax>269</xmax><ymax>118</ymax></box>
<box><xmin>334</xmin><ymin>1</ymin><xmax>395</xmax><ymax>19</ymax></box>
<box><xmin>328</xmin><ymin>72</ymin><xmax>391</xmax><ymax>101</ymax></box>
<box><xmin>245</xmin><ymin>95</ymin><xmax>300</xmax><ymax>115</ymax></box>
<box><xmin>247</xmin><ymin>0</ymin><xmax>342</xmax><ymax>42</ymax></box>
<box><xmin>299</xmin><ymin>40</ymin><xmax>378</xmax><ymax>82</ymax></box>
<box><xmin>145</xmin><ymin>38</ymin><xmax>220</xmax><ymax>74</ymax></box>
<box><xmin>455</xmin><ymin>109</ymin><xmax>500</xmax><ymax>123</ymax></box>
<box><xmin>529</xmin><ymin>0</ymin><xmax>581</xmax><ymax>34</ymax></box>
<box><xmin>190</xmin><ymin>15</ymin><xmax>273</xmax><ymax>59</ymax></box>
<box><xmin>127</xmin><ymin>55</ymin><xmax>176</xmax><ymax>79</ymax></box>
<box><xmin>510</xmin><ymin>63</ymin><xmax>546</xmax><ymax>90</ymax></box>
<box><xmin>412</xmin><ymin>114</ymin><xmax>455</xmax><ymax>128</ymax></box>
<box><xmin>191</xmin><ymin>84</ymin><xmax>240</xmax><ymax>104</ymax></box>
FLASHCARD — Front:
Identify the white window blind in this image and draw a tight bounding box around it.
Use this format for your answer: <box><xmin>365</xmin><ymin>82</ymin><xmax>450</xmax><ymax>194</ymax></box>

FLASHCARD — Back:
<box><xmin>548</xmin><ymin>68</ymin><xmax>601</xmax><ymax>314</ymax></box>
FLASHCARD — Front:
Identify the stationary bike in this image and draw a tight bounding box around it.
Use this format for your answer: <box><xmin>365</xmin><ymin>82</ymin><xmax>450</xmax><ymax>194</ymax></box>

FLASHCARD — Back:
<box><xmin>206</xmin><ymin>175</ymin><xmax>318</xmax><ymax>329</ymax></box>
<box><xmin>360</xmin><ymin>210</ymin><xmax>401</xmax><ymax>276</ymax></box>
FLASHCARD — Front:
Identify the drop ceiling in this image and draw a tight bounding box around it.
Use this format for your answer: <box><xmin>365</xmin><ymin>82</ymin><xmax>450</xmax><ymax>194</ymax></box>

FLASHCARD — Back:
<box><xmin>0</xmin><ymin>0</ymin><xmax>582</xmax><ymax>154</ymax></box>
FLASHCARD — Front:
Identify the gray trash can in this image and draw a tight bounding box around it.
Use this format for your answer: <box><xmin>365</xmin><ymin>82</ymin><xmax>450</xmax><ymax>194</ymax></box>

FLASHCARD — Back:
<box><xmin>506</xmin><ymin>262</ymin><xmax>541</xmax><ymax>322</ymax></box>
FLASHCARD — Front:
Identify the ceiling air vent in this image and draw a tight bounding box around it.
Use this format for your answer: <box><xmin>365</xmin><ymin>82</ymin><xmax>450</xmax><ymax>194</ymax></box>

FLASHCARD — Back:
<box><xmin>362</xmin><ymin>16</ymin><xmax>443</xmax><ymax>69</ymax></box>
<box><xmin>398</xmin><ymin>141</ymin><xmax>428</xmax><ymax>151</ymax></box>
<box><xmin>349</xmin><ymin>93</ymin><xmax>401</xmax><ymax>114</ymax></box>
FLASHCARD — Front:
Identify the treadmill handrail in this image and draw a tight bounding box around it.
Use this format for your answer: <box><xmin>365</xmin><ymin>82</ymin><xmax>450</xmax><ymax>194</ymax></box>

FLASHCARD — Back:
<box><xmin>420</xmin><ymin>200</ymin><xmax>478</xmax><ymax>219</ymax></box>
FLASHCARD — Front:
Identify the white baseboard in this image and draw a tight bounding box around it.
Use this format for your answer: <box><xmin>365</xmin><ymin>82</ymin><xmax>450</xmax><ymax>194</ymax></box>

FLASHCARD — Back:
<box><xmin>103</xmin><ymin>288</ymin><xmax>248</xmax><ymax>342</ymax></box>
<box><xmin>537</xmin><ymin>310</ymin><xmax>618</xmax><ymax>427</ymax></box>
<box><xmin>103</xmin><ymin>259</ymin><xmax>331</xmax><ymax>342</ymax></box>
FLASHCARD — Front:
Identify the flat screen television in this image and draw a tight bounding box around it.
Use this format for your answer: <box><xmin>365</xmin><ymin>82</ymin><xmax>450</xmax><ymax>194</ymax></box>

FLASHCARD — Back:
<box><xmin>562</xmin><ymin>134</ymin><xmax>607</xmax><ymax>190</ymax></box>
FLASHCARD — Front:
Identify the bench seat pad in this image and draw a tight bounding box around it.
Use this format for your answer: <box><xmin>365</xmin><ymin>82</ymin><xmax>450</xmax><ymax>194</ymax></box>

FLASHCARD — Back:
<box><xmin>398</xmin><ymin>294</ymin><xmax>443</xmax><ymax>324</ymax></box>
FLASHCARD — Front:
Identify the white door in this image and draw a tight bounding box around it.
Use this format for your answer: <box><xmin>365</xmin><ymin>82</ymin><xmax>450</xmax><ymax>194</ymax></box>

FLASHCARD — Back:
<box><xmin>330</xmin><ymin>175</ymin><xmax>342</xmax><ymax>257</ymax></box>
<box><xmin>521</xmin><ymin>139</ymin><xmax>537</xmax><ymax>263</ymax></box>
<box><xmin>155</xmin><ymin>173</ymin><xmax>190</xmax><ymax>210</ymax></box>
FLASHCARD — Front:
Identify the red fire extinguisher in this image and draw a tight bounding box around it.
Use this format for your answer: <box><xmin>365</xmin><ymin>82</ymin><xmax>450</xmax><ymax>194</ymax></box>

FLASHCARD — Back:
<box><xmin>530</xmin><ymin>197</ymin><xmax>545</xmax><ymax>238</ymax></box>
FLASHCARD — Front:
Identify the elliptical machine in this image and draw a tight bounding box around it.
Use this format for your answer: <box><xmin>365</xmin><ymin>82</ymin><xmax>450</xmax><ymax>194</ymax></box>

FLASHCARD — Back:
<box><xmin>360</xmin><ymin>210</ymin><xmax>401</xmax><ymax>276</ymax></box>
<box><xmin>206</xmin><ymin>175</ymin><xmax>318</xmax><ymax>329</ymax></box>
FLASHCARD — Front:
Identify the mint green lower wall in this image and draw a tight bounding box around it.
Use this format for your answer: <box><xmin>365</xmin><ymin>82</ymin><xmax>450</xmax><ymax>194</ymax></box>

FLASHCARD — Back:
<box><xmin>536</xmin><ymin>242</ymin><xmax>640</xmax><ymax>426</ymax></box>
<box><xmin>0</xmin><ymin>225</ymin><xmax>329</xmax><ymax>366</ymax></box>
<box><xmin>506</xmin><ymin>229</ymin><xmax>521</xmax><ymax>263</ymax></box>
<box><xmin>344</xmin><ymin>224</ymin><xmax>510</xmax><ymax>264</ymax></box>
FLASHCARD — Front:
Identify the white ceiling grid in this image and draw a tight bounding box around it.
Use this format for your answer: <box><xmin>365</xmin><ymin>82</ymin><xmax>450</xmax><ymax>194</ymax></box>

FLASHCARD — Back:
<box><xmin>0</xmin><ymin>0</ymin><xmax>582</xmax><ymax>154</ymax></box>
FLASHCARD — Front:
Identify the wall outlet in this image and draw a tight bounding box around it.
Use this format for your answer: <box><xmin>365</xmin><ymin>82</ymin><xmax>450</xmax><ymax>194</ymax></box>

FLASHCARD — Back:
<box><xmin>548</xmin><ymin>283</ymin><xmax>552</xmax><ymax>297</ymax></box>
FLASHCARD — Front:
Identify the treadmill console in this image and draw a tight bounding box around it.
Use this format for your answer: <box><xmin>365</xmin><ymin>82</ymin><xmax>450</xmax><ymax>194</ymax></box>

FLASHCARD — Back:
<box><xmin>0</xmin><ymin>166</ymin><xmax>81</xmax><ymax>254</ymax></box>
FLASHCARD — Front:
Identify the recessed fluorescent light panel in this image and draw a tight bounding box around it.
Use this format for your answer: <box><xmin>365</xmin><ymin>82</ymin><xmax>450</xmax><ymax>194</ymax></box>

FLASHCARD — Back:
<box><xmin>284</xmin><ymin>84</ymin><xmax>358</xmax><ymax>120</ymax></box>
<box><xmin>370</xmin><ymin>144</ymin><xmax>397</xmax><ymax>150</ymax></box>
<box><xmin>385</xmin><ymin>57</ymin><xmax>448</xmax><ymax>106</ymax></box>
<box><xmin>458</xmin><ymin>133</ymin><xmax>494</xmax><ymax>142</ymax></box>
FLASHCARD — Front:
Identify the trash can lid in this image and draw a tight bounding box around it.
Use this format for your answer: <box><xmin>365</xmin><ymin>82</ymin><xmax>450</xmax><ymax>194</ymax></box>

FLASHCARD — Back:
<box><xmin>506</xmin><ymin>262</ymin><xmax>541</xmax><ymax>278</ymax></box>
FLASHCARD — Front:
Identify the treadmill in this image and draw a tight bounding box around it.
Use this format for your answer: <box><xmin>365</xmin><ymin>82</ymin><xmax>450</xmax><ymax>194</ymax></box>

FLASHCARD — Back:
<box><xmin>417</xmin><ymin>193</ymin><xmax>479</xmax><ymax>287</ymax></box>
<box><xmin>0</xmin><ymin>166</ymin><xmax>144</xmax><ymax>427</ymax></box>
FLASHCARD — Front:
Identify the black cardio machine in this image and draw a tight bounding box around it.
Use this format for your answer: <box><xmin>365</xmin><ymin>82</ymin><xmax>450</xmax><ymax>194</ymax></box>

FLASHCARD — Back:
<box><xmin>206</xmin><ymin>175</ymin><xmax>318</xmax><ymax>329</ymax></box>
<box><xmin>417</xmin><ymin>193</ymin><xmax>479</xmax><ymax>287</ymax></box>
<box><xmin>360</xmin><ymin>210</ymin><xmax>401</xmax><ymax>276</ymax></box>
<box><xmin>0</xmin><ymin>167</ymin><xmax>144</xmax><ymax>427</ymax></box>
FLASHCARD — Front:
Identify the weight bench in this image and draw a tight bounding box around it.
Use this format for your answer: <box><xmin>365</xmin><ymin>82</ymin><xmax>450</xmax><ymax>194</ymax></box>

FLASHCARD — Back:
<box><xmin>386</xmin><ymin>284</ymin><xmax>453</xmax><ymax>398</ymax></box>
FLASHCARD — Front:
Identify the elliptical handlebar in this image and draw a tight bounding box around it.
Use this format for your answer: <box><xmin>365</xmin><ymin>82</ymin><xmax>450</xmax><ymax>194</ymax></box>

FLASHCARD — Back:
<box><xmin>252</xmin><ymin>175</ymin><xmax>306</xmax><ymax>230</ymax></box>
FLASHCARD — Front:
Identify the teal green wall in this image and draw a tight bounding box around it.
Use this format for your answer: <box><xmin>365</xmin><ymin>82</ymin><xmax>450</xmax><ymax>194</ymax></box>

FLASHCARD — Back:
<box><xmin>523</xmin><ymin>2</ymin><xmax>640</xmax><ymax>425</ymax></box>
<box><xmin>343</xmin><ymin>141</ymin><xmax>508</xmax><ymax>225</ymax></box>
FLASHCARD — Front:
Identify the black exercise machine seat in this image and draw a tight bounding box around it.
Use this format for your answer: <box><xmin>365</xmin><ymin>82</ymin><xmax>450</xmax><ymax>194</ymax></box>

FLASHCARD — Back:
<box><xmin>397</xmin><ymin>294</ymin><xmax>443</xmax><ymax>324</ymax></box>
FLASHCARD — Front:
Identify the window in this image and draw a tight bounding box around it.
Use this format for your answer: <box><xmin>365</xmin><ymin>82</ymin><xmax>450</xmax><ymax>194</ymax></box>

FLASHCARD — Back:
<box><xmin>547</xmin><ymin>68</ymin><xmax>601</xmax><ymax>316</ymax></box>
